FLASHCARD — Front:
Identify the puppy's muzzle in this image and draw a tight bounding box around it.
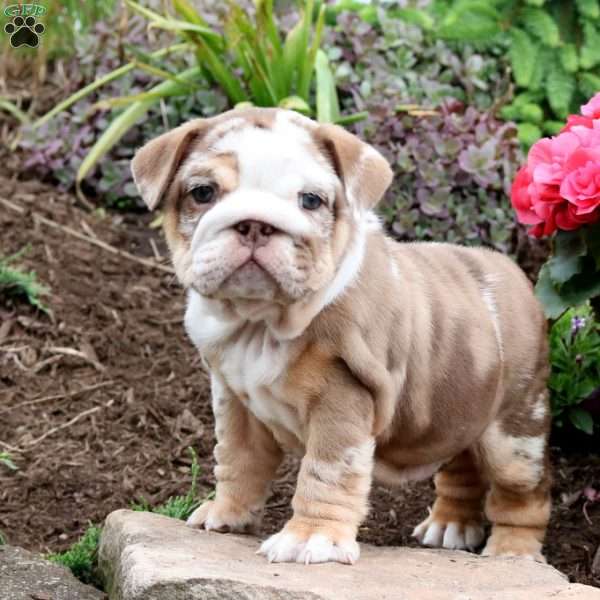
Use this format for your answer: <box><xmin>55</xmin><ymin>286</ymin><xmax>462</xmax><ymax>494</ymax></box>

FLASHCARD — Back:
<box><xmin>234</xmin><ymin>220</ymin><xmax>278</xmax><ymax>249</ymax></box>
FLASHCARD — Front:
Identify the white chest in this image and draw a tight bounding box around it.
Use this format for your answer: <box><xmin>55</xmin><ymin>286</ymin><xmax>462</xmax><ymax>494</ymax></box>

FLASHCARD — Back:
<box><xmin>184</xmin><ymin>293</ymin><xmax>302</xmax><ymax>439</ymax></box>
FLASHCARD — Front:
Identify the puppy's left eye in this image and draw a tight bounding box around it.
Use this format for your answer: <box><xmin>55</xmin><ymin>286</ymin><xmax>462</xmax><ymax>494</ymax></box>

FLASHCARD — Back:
<box><xmin>300</xmin><ymin>192</ymin><xmax>323</xmax><ymax>211</ymax></box>
<box><xmin>190</xmin><ymin>184</ymin><xmax>216</xmax><ymax>205</ymax></box>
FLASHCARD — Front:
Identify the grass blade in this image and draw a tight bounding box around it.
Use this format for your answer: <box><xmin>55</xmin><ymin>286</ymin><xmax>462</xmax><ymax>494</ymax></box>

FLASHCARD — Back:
<box><xmin>192</xmin><ymin>38</ymin><xmax>247</xmax><ymax>104</ymax></box>
<box><xmin>125</xmin><ymin>0</ymin><xmax>219</xmax><ymax>38</ymax></box>
<box><xmin>93</xmin><ymin>89</ymin><xmax>191</xmax><ymax>109</ymax></box>
<box><xmin>76</xmin><ymin>66</ymin><xmax>202</xmax><ymax>185</ymax></box>
<box><xmin>315</xmin><ymin>49</ymin><xmax>340</xmax><ymax>123</ymax></box>
<box><xmin>33</xmin><ymin>43</ymin><xmax>189</xmax><ymax>128</ymax></box>
<box><xmin>299</xmin><ymin>2</ymin><xmax>325</xmax><ymax>100</ymax></box>
<box><xmin>0</xmin><ymin>98</ymin><xmax>30</xmax><ymax>125</ymax></box>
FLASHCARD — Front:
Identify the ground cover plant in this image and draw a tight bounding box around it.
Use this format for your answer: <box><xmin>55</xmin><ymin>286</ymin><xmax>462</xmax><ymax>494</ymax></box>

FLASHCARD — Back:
<box><xmin>377</xmin><ymin>0</ymin><xmax>600</xmax><ymax>147</ymax></box>
<box><xmin>0</xmin><ymin>248</ymin><xmax>50</xmax><ymax>313</ymax></box>
<box><xmin>326</xmin><ymin>10</ymin><xmax>528</xmax><ymax>255</ymax></box>
<box><xmin>548</xmin><ymin>306</ymin><xmax>600</xmax><ymax>435</ymax></box>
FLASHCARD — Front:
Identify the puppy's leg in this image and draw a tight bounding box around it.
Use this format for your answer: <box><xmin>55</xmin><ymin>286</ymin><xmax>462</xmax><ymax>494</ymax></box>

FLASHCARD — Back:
<box><xmin>187</xmin><ymin>376</ymin><xmax>283</xmax><ymax>533</ymax></box>
<box><xmin>259</xmin><ymin>384</ymin><xmax>374</xmax><ymax>565</ymax></box>
<box><xmin>412</xmin><ymin>450</ymin><xmax>487</xmax><ymax>551</ymax></box>
<box><xmin>478</xmin><ymin>391</ymin><xmax>551</xmax><ymax>561</ymax></box>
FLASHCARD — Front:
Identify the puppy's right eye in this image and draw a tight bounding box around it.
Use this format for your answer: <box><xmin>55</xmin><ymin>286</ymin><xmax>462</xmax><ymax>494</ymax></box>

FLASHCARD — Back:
<box><xmin>190</xmin><ymin>184</ymin><xmax>216</xmax><ymax>205</ymax></box>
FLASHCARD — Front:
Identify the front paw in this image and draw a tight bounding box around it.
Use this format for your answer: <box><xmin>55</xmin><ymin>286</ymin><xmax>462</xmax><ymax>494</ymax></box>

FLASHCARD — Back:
<box><xmin>186</xmin><ymin>499</ymin><xmax>261</xmax><ymax>534</ymax></box>
<box><xmin>258</xmin><ymin>521</ymin><xmax>359</xmax><ymax>565</ymax></box>
<box><xmin>481</xmin><ymin>526</ymin><xmax>545</xmax><ymax>562</ymax></box>
<box><xmin>412</xmin><ymin>515</ymin><xmax>486</xmax><ymax>551</ymax></box>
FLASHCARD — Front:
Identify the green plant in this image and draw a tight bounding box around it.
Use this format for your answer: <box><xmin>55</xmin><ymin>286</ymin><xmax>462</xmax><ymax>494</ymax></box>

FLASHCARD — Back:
<box><xmin>48</xmin><ymin>525</ymin><xmax>103</xmax><ymax>586</ymax></box>
<box><xmin>0</xmin><ymin>531</ymin><xmax>6</xmax><ymax>545</ymax></box>
<box><xmin>50</xmin><ymin>448</ymin><xmax>208</xmax><ymax>588</ymax></box>
<box><xmin>0</xmin><ymin>452</ymin><xmax>18</xmax><ymax>471</ymax></box>
<box><xmin>535</xmin><ymin>225</ymin><xmax>600</xmax><ymax>319</ymax></box>
<box><xmin>328</xmin><ymin>11</ymin><xmax>529</xmax><ymax>255</ymax></box>
<box><xmin>548</xmin><ymin>305</ymin><xmax>600</xmax><ymax>434</ymax></box>
<box><xmin>34</xmin><ymin>0</ymin><xmax>354</xmax><ymax>192</ymax></box>
<box><xmin>131</xmin><ymin>447</ymin><xmax>209</xmax><ymax>520</ymax></box>
<box><xmin>0</xmin><ymin>248</ymin><xmax>50</xmax><ymax>313</ymax></box>
<box><xmin>387</xmin><ymin>0</ymin><xmax>600</xmax><ymax>147</ymax></box>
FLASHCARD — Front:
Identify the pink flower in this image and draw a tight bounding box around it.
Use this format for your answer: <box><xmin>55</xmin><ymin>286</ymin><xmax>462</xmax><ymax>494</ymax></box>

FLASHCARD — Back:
<box><xmin>511</xmin><ymin>92</ymin><xmax>600</xmax><ymax>237</ymax></box>
<box><xmin>511</xmin><ymin>167</ymin><xmax>541</xmax><ymax>225</ymax></box>
<box><xmin>581</xmin><ymin>92</ymin><xmax>600</xmax><ymax>119</ymax></box>
<box><xmin>561</xmin><ymin>114</ymin><xmax>595</xmax><ymax>133</ymax></box>
<box><xmin>560</xmin><ymin>147</ymin><xmax>600</xmax><ymax>214</ymax></box>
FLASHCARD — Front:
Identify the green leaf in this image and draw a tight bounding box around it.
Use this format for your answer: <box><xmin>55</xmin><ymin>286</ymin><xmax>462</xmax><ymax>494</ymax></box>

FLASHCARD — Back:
<box><xmin>568</xmin><ymin>407</ymin><xmax>594</xmax><ymax>434</ymax></box>
<box><xmin>388</xmin><ymin>8</ymin><xmax>434</xmax><ymax>30</ymax></box>
<box><xmin>583</xmin><ymin>223</ymin><xmax>600</xmax><ymax>269</ymax></box>
<box><xmin>0</xmin><ymin>98</ymin><xmax>30</xmax><ymax>125</ymax></box>
<box><xmin>520</xmin><ymin>103</ymin><xmax>544</xmax><ymax>123</ymax></box>
<box><xmin>547</xmin><ymin>255</ymin><xmax>583</xmax><ymax>285</ymax></box>
<box><xmin>438</xmin><ymin>3</ymin><xmax>501</xmax><ymax>42</ymax></box>
<box><xmin>559</xmin><ymin>44</ymin><xmax>579</xmax><ymax>73</ymax></box>
<box><xmin>575</xmin><ymin>0</ymin><xmax>600</xmax><ymax>19</ymax></box>
<box><xmin>521</xmin><ymin>7</ymin><xmax>561</xmax><ymax>47</ymax></box>
<box><xmin>125</xmin><ymin>1</ymin><xmax>219</xmax><ymax>39</ymax></box>
<box><xmin>334</xmin><ymin>112</ymin><xmax>369</xmax><ymax>126</ymax></box>
<box><xmin>525</xmin><ymin>0</ymin><xmax>546</xmax><ymax>5</ymax></box>
<box><xmin>543</xmin><ymin>120</ymin><xmax>565</xmax><ymax>135</ymax></box>
<box><xmin>278</xmin><ymin>95</ymin><xmax>311</xmax><ymax>115</ymax></box>
<box><xmin>528</xmin><ymin>45</ymin><xmax>551</xmax><ymax>91</ymax></box>
<box><xmin>282</xmin><ymin>5</ymin><xmax>310</xmax><ymax>97</ymax></box>
<box><xmin>535</xmin><ymin>264</ymin><xmax>570</xmax><ymax>318</ymax></box>
<box><xmin>509</xmin><ymin>29</ymin><xmax>537</xmax><ymax>87</ymax></box>
<box><xmin>192</xmin><ymin>37</ymin><xmax>247</xmax><ymax>104</ymax></box>
<box><xmin>315</xmin><ymin>49</ymin><xmax>340</xmax><ymax>123</ymax></box>
<box><xmin>299</xmin><ymin>3</ymin><xmax>326</xmax><ymax>101</ymax></box>
<box><xmin>0</xmin><ymin>452</ymin><xmax>18</xmax><ymax>471</ymax></box>
<box><xmin>559</xmin><ymin>259</ymin><xmax>600</xmax><ymax>305</ymax></box>
<box><xmin>76</xmin><ymin>66</ymin><xmax>203</xmax><ymax>185</ymax></box>
<box><xmin>546</xmin><ymin>62</ymin><xmax>575</xmax><ymax>118</ymax></box>
<box><xmin>517</xmin><ymin>122</ymin><xmax>542</xmax><ymax>147</ymax></box>
<box><xmin>579</xmin><ymin>72</ymin><xmax>600</xmax><ymax>99</ymax></box>
<box><xmin>554</xmin><ymin>229</ymin><xmax>587</xmax><ymax>259</ymax></box>
<box><xmin>580</xmin><ymin>21</ymin><xmax>600</xmax><ymax>69</ymax></box>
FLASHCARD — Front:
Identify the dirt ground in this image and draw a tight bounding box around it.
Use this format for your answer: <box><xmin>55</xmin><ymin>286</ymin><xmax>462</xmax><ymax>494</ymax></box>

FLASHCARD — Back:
<box><xmin>0</xmin><ymin>170</ymin><xmax>599</xmax><ymax>588</ymax></box>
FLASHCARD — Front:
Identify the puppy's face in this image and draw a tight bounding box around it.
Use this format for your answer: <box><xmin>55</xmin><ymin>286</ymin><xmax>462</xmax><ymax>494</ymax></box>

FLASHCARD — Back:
<box><xmin>132</xmin><ymin>109</ymin><xmax>392</xmax><ymax>307</ymax></box>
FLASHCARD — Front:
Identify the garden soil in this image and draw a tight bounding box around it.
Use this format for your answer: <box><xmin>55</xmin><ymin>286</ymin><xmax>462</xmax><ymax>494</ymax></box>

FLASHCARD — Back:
<box><xmin>0</xmin><ymin>170</ymin><xmax>599</xmax><ymax>589</ymax></box>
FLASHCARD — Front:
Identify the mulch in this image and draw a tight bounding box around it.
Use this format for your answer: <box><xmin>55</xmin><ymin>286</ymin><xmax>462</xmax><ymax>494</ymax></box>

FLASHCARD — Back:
<box><xmin>0</xmin><ymin>164</ymin><xmax>598</xmax><ymax>589</ymax></box>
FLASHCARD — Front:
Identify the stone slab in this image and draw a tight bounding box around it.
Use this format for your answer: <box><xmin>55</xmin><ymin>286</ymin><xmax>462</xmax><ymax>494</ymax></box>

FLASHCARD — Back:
<box><xmin>0</xmin><ymin>544</ymin><xmax>106</xmax><ymax>600</ymax></box>
<box><xmin>99</xmin><ymin>509</ymin><xmax>600</xmax><ymax>600</ymax></box>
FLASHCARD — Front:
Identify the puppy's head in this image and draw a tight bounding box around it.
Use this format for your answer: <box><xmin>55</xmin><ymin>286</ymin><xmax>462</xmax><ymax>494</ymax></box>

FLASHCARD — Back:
<box><xmin>132</xmin><ymin>108</ymin><xmax>392</xmax><ymax>307</ymax></box>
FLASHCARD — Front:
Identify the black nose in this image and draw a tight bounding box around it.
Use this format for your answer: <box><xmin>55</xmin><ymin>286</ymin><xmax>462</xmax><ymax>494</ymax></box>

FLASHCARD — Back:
<box><xmin>234</xmin><ymin>220</ymin><xmax>276</xmax><ymax>247</ymax></box>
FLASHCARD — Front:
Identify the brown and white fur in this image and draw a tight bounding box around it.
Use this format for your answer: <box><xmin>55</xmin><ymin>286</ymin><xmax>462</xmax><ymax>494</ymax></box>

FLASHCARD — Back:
<box><xmin>131</xmin><ymin>108</ymin><xmax>551</xmax><ymax>566</ymax></box>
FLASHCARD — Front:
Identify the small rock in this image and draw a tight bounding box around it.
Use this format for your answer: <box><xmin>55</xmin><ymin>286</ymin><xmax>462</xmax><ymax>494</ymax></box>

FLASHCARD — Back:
<box><xmin>0</xmin><ymin>545</ymin><xmax>105</xmax><ymax>600</ymax></box>
<box><xmin>99</xmin><ymin>510</ymin><xmax>600</xmax><ymax>600</ymax></box>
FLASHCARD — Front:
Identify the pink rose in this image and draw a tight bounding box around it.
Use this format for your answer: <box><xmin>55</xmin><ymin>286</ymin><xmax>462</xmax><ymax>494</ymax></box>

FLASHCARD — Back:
<box><xmin>581</xmin><ymin>92</ymin><xmax>600</xmax><ymax>119</ymax></box>
<box><xmin>511</xmin><ymin>92</ymin><xmax>600</xmax><ymax>237</ymax></box>
<box><xmin>561</xmin><ymin>114</ymin><xmax>595</xmax><ymax>133</ymax></box>
<box><xmin>511</xmin><ymin>167</ymin><xmax>542</xmax><ymax>225</ymax></box>
<box><xmin>560</xmin><ymin>147</ymin><xmax>600</xmax><ymax>215</ymax></box>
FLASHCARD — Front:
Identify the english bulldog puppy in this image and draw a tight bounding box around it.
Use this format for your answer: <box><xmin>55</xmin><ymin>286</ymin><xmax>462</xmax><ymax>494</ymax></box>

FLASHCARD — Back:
<box><xmin>131</xmin><ymin>108</ymin><xmax>551</xmax><ymax>565</ymax></box>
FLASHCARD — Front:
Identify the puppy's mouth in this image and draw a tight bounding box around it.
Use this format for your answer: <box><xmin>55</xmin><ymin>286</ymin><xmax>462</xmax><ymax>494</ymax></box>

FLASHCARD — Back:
<box><xmin>218</xmin><ymin>255</ymin><xmax>279</xmax><ymax>300</ymax></box>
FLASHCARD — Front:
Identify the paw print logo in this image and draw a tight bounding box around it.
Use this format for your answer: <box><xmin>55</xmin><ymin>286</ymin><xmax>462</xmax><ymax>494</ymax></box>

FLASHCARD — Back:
<box><xmin>4</xmin><ymin>15</ymin><xmax>45</xmax><ymax>48</ymax></box>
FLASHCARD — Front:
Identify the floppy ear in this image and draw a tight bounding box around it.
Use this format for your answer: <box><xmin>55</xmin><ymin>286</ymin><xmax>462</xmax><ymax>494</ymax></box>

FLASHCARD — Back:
<box><xmin>315</xmin><ymin>123</ymin><xmax>393</xmax><ymax>211</ymax></box>
<box><xmin>131</xmin><ymin>118</ymin><xmax>207</xmax><ymax>210</ymax></box>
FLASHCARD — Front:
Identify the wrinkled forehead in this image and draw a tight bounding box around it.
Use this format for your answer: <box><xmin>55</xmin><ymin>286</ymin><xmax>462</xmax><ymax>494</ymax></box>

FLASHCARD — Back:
<box><xmin>182</xmin><ymin>111</ymin><xmax>339</xmax><ymax>196</ymax></box>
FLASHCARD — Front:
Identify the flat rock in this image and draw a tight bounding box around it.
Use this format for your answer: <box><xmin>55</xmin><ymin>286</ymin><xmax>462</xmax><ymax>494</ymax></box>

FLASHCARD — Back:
<box><xmin>0</xmin><ymin>544</ymin><xmax>106</xmax><ymax>600</ymax></box>
<box><xmin>98</xmin><ymin>510</ymin><xmax>600</xmax><ymax>600</ymax></box>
